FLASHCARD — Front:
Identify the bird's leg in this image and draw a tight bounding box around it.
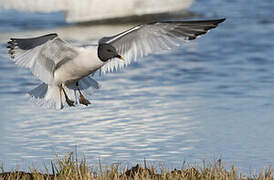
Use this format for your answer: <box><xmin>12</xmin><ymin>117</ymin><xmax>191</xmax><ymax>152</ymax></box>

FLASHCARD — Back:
<box><xmin>60</xmin><ymin>85</ymin><xmax>74</xmax><ymax>106</ymax></box>
<box><xmin>76</xmin><ymin>81</ymin><xmax>91</xmax><ymax>106</ymax></box>
<box><xmin>59</xmin><ymin>87</ymin><xmax>63</xmax><ymax>108</ymax></box>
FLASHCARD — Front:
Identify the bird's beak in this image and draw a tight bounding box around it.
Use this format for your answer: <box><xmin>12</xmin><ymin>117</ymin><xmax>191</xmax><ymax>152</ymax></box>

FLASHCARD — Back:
<box><xmin>117</xmin><ymin>55</ymin><xmax>124</xmax><ymax>61</ymax></box>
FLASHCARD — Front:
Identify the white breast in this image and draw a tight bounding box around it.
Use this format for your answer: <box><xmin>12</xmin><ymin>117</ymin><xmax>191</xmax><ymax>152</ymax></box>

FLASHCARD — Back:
<box><xmin>53</xmin><ymin>45</ymin><xmax>103</xmax><ymax>85</ymax></box>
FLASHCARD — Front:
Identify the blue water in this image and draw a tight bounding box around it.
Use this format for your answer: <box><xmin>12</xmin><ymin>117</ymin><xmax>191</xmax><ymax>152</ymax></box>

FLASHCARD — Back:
<box><xmin>0</xmin><ymin>0</ymin><xmax>274</xmax><ymax>172</ymax></box>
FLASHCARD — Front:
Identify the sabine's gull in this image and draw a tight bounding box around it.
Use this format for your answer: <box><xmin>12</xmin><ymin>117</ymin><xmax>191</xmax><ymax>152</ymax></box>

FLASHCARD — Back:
<box><xmin>7</xmin><ymin>18</ymin><xmax>225</xmax><ymax>109</ymax></box>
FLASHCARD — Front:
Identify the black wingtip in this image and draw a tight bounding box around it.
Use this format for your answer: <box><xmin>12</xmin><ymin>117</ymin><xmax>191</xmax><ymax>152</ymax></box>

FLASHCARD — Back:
<box><xmin>217</xmin><ymin>18</ymin><xmax>226</xmax><ymax>23</ymax></box>
<box><xmin>7</xmin><ymin>39</ymin><xmax>16</xmax><ymax>59</ymax></box>
<box><xmin>206</xmin><ymin>18</ymin><xmax>226</xmax><ymax>26</ymax></box>
<box><xmin>7</xmin><ymin>33</ymin><xmax>59</xmax><ymax>60</ymax></box>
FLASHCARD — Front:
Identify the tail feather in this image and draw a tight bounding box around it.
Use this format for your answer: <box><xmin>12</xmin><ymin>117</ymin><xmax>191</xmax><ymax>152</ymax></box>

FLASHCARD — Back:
<box><xmin>28</xmin><ymin>76</ymin><xmax>99</xmax><ymax>109</ymax></box>
<box><xmin>28</xmin><ymin>83</ymin><xmax>63</xmax><ymax>109</ymax></box>
<box><xmin>28</xmin><ymin>83</ymin><xmax>48</xmax><ymax>99</ymax></box>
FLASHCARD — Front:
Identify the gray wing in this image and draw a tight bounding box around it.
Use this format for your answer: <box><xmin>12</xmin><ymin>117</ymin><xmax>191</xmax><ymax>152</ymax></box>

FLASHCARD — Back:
<box><xmin>99</xmin><ymin>18</ymin><xmax>225</xmax><ymax>73</ymax></box>
<box><xmin>7</xmin><ymin>33</ymin><xmax>78</xmax><ymax>84</ymax></box>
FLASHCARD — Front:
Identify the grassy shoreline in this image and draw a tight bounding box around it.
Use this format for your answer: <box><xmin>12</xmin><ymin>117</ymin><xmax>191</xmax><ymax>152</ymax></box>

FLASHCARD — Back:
<box><xmin>0</xmin><ymin>153</ymin><xmax>273</xmax><ymax>180</ymax></box>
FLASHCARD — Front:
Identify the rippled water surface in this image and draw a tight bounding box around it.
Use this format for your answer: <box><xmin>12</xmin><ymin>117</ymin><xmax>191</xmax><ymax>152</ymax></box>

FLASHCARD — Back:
<box><xmin>0</xmin><ymin>0</ymin><xmax>274</xmax><ymax>172</ymax></box>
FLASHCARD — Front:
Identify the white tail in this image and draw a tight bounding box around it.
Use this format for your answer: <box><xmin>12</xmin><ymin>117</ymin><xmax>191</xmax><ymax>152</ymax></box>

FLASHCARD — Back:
<box><xmin>28</xmin><ymin>83</ymin><xmax>64</xmax><ymax>109</ymax></box>
<box><xmin>28</xmin><ymin>76</ymin><xmax>100</xmax><ymax>109</ymax></box>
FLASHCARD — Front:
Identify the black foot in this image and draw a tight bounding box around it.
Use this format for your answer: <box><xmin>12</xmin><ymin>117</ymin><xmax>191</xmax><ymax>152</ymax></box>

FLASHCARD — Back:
<box><xmin>61</xmin><ymin>86</ymin><xmax>74</xmax><ymax>107</ymax></box>
<box><xmin>79</xmin><ymin>94</ymin><xmax>91</xmax><ymax>106</ymax></box>
<box><xmin>66</xmin><ymin>98</ymin><xmax>75</xmax><ymax>107</ymax></box>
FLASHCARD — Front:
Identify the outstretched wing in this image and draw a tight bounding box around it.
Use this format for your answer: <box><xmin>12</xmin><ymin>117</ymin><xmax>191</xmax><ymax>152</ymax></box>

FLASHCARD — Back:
<box><xmin>7</xmin><ymin>33</ymin><xmax>78</xmax><ymax>84</ymax></box>
<box><xmin>98</xmin><ymin>18</ymin><xmax>225</xmax><ymax>73</ymax></box>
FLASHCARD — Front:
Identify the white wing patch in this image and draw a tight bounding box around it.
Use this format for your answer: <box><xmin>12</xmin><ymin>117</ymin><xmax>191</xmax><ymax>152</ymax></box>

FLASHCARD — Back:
<box><xmin>98</xmin><ymin>19</ymin><xmax>225</xmax><ymax>74</ymax></box>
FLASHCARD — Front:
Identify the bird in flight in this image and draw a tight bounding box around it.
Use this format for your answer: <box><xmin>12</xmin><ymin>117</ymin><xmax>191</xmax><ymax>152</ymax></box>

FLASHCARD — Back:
<box><xmin>7</xmin><ymin>18</ymin><xmax>225</xmax><ymax>109</ymax></box>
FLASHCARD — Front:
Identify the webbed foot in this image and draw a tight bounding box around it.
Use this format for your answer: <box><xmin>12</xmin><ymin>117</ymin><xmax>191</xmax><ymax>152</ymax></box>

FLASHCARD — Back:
<box><xmin>61</xmin><ymin>86</ymin><xmax>74</xmax><ymax>107</ymax></box>
<box><xmin>66</xmin><ymin>98</ymin><xmax>75</xmax><ymax>107</ymax></box>
<box><xmin>76</xmin><ymin>81</ymin><xmax>91</xmax><ymax>106</ymax></box>
<box><xmin>79</xmin><ymin>94</ymin><xmax>91</xmax><ymax>106</ymax></box>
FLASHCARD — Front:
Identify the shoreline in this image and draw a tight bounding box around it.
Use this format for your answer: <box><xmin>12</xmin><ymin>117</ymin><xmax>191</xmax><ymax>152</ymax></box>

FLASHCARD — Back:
<box><xmin>0</xmin><ymin>155</ymin><xmax>273</xmax><ymax>180</ymax></box>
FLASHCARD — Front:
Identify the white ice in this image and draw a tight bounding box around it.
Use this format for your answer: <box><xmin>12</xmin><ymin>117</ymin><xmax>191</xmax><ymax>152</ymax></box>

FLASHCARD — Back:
<box><xmin>0</xmin><ymin>0</ymin><xmax>193</xmax><ymax>23</ymax></box>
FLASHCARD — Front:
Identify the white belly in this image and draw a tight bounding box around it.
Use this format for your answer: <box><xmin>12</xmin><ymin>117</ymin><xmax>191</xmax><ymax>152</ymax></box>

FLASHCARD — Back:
<box><xmin>53</xmin><ymin>46</ymin><xmax>103</xmax><ymax>85</ymax></box>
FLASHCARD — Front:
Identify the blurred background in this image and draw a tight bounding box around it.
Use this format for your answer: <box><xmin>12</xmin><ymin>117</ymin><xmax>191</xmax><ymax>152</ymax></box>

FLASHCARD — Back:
<box><xmin>0</xmin><ymin>0</ymin><xmax>274</xmax><ymax>173</ymax></box>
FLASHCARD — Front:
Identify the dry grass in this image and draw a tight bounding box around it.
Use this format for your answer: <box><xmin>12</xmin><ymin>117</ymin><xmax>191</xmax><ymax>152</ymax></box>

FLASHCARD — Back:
<box><xmin>0</xmin><ymin>153</ymin><xmax>273</xmax><ymax>180</ymax></box>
